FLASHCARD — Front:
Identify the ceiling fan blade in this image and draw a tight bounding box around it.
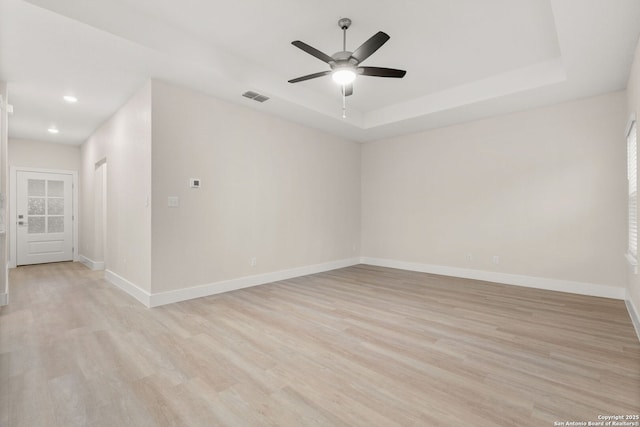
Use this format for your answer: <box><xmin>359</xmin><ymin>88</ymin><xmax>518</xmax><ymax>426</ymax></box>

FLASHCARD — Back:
<box><xmin>292</xmin><ymin>41</ymin><xmax>335</xmax><ymax>64</ymax></box>
<box><xmin>343</xmin><ymin>84</ymin><xmax>353</xmax><ymax>97</ymax></box>
<box><xmin>350</xmin><ymin>31</ymin><xmax>390</xmax><ymax>64</ymax></box>
<box><xmin>358</xmin><ymin>66</ymin><xmax>406</xmax><ymax>78</ymax></box>
<box><xmin>288</xmin><ymin>70</ymin><xmax>331</xmax><ymax>83</ymax></box>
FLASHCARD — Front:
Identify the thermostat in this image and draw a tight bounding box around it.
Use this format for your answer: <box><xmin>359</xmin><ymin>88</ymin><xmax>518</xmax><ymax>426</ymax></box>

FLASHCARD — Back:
<box><xmin>190</xmin><ymin>178</ymin><xmax>201</xmax><ymax>189</ymax></box>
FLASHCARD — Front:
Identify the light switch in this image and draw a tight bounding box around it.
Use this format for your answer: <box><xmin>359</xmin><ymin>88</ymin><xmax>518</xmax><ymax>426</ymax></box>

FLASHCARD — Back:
<box><xmin>168</xmin><ymin>196</ymin><xmax>179</xmax><ymax>207</ymax></box>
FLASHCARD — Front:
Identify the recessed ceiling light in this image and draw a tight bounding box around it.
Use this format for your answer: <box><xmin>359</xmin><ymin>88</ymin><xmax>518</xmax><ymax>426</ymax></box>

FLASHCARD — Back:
<box><xmin>63</xmin><ymin>95</ymin><xmax>77</xmax><ymax>103</ymax></box>
<box><xmin>48</xmin><ymin>127</ymin><xmax>59</xmax><ymax>134</ymax></box>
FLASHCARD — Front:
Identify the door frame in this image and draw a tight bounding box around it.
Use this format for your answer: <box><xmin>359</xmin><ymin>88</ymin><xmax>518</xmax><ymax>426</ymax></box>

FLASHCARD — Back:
<box><xmin>10</xmin><ymin>167</ymin><xmax>79</xmax><ymax>268</ymax></box>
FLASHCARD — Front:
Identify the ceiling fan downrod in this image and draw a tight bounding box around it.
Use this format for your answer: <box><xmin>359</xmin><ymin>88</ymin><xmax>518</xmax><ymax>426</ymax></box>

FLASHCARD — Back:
<box><xmin>339</xmin><ymin>18</ymin><xmax>351</xmax><ymax>52</ymax></box>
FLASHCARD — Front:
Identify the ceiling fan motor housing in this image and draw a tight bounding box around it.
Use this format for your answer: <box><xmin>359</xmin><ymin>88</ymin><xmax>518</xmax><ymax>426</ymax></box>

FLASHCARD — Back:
<box><xmin>330</xmin><ymin>51</ymin><xmax>358</xmax><ymax>69</ymax></box>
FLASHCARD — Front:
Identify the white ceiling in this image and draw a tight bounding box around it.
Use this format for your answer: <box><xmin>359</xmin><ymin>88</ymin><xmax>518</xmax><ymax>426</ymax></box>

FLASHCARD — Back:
<box><xmin>1</xmin><ymin>0</ymin><xmax>639</xmax><ymax>144</ymax></box>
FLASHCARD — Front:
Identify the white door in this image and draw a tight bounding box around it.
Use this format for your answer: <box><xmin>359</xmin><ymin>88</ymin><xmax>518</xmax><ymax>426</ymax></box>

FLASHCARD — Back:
<box><xmin>16</xmin><ymin>171</ymin><xmax>73</xmax><ymax>266</ymax></box>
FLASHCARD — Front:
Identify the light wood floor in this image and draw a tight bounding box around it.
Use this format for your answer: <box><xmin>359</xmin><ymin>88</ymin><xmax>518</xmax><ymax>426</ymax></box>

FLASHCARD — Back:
<box><xmin>1</xmin><ymin>262</ymin><xmax>638</xmax><ymax>426</ymax></box>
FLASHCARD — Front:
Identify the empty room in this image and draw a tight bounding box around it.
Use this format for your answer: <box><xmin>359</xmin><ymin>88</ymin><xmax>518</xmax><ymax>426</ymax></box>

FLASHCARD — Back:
<box><xmin>1</xmin><ymin>0</ymin><xmax>639</xmax><ymax>426</ymax></box>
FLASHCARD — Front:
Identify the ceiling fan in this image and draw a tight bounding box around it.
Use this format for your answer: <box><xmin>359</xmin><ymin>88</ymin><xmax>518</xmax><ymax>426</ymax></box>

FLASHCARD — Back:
<box><xmin>288</xmin><ymin>18</ymin><xmax>406</xmax><ymax>97</ymax></box>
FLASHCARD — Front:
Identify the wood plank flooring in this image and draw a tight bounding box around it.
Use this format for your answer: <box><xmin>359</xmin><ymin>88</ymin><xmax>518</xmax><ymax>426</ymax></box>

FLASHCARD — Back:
<box><xmin>1</xmin><ymin>262</ymin><xmax>639</xmax><ymax>426</ymax></box>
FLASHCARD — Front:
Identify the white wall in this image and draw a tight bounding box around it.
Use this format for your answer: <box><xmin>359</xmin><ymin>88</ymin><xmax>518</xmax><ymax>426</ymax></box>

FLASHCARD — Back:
<box><xmin>0</xmin><ymin>82</ymin><xmax>8</xmax><ymax>305</ymax></box>
<box><xmin>9</xmin><ymin>139</ymin><xmax>80</xmax><ymax>171</ymax></box>
<box><xmin>80</xmin><ymin>82</ymin><xmax>152</xmax><ymax>291</ymax></box>
<box><xmin>73</xmin><ymin>77</ymin><xmax>632</xmax><ymax>310</ymax></box>
<box><xmin>362</xmin><ymin>91</ymin><xmax>627</xmax><ymax>291</ymax></box>
<box><xmin>626</xmin><ymin>38</ymin><xmax>640</xmax><ymax>315</ymax></box>
<box><xmin>150</xmin><ymin>80</ymin><xmax>361</xmax><ymax>293</ymax></box>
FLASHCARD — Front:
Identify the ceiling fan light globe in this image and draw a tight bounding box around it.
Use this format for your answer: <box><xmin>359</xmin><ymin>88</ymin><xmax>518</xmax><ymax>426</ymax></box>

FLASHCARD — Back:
<box><xmin>332</xmin><ymin>69</ymin><xmax>356</xmax><ymax>85</ymax></box>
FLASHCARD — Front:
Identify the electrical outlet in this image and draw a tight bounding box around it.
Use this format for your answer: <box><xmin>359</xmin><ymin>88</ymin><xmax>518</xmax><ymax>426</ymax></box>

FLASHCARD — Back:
<box><xmin>168</xmin><ymin>196</ymin><xmax>179</xmax><ymax>207</ymax></box>
<box><xmin>250</xmin><ymin>257</ymin><xmax>257</xmax><ymax>267</ymax></box>
<box><xmin>492</xmin><ymin>255</ymin><xmax>500</xmax><ymax>265</ymax></box>
<box><xmin>465</xmin><ymin>253</ymin><xmax>473</xmax><ymax>262</ymax></box>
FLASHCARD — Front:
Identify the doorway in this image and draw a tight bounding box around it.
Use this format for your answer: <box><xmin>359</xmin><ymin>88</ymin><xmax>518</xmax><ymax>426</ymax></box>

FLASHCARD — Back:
<box><xmin>94</xmin><ymin>160</ymin><xmax>107</xmax><ymax>269</ymax></box>
<box><xmin>10</xmin><ymin>168</ymin><xmax>78</xmax><ymax>267</ymax></box>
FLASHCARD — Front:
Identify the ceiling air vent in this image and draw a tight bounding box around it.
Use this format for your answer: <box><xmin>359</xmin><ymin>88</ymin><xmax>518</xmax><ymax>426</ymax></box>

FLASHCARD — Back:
<box><xmin>242</xmin><ymin>91</ymin><xmax>270</xmax><ymax>103</ymax></box>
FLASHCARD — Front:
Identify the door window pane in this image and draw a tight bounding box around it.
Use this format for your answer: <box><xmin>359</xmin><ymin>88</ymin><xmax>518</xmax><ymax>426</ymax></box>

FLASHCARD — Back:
<box><xmin>28</xmin><ymin>179</ymin><xmax>45</xmax><ymax>197</ymax></box>
<box><xmin>48</xmin><ymin>180</ymin><xmax>64</xmax><ymax>197</ymax></box>
<box><xmin>28</xmin><ymin>217</ymin><xmax>45</xmax><ymax>234</ymax></box>
<box><xmin>48</xmin><ymin>198</ymin><xmax>64</xmax><ymax>215</ymax></box>
<box><xmin>48</xmin><ymin>216</ymin><xmax>64</xmax><ymax>233</ymax></box>
<box><xmin>28</xmin><ymin>198</ymin><xmax>45</xmax><ymax>215</ymax></box>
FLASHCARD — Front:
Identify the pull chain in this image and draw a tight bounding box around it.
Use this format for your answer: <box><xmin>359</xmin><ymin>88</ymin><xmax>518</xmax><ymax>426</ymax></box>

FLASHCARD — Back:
<box><xmin>342</xmin><ymin>85</ymin><xmax>347</xmax><ymax>119</ymax></box>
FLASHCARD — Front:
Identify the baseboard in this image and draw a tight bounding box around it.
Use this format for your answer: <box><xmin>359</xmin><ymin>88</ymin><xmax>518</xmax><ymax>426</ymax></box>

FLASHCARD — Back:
<box><xmin>78</xmin><ymin>255</ymin><xmax>105</xmax><ymax>271</ymax></box>
<box><xmin>149</xmin><ymin>257</ymin><xmax>360</xmax><ymax>307</ymax></box>
<box><xmin>360</xmin><ymin>257</ymin><xmax>626</xmax><ymax>300</ymax></box>
<box><xmin>625</xmin><ymin>295</ymin><xmax>640</xmax><ymax>343</ymax></box>
<box><xmin>104</xmin><ymin>270</ymin><xmax>151</xmax><ymax>307</ymax></box>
